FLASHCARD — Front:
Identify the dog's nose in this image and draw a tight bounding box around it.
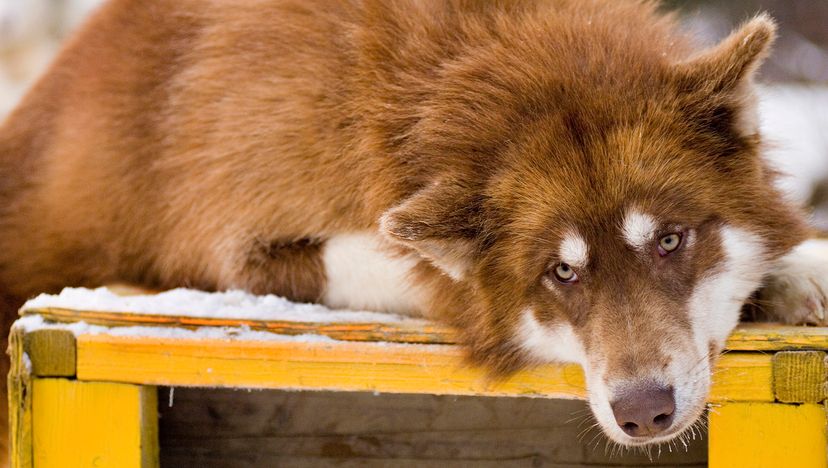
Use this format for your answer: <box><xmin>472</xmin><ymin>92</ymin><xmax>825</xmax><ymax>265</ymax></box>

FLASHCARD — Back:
<box><xmin>610</xmin><ymin>383</ymin><xmax>675</xmax><ymax>437</ymax></box>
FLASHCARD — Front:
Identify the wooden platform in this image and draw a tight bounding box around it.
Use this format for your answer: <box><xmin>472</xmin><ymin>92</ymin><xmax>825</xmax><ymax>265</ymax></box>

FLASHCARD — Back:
<box><xmin>10</xmin><ymin>303</ymin><xmax>828</xmax><ymax>467</ymax></box>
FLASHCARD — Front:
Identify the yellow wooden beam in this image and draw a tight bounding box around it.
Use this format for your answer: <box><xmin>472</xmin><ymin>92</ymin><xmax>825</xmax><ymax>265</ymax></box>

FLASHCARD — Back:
<box><xmin>31</xmin><ymin>378</ymin><xmax>158</xmax><ymax>468</ymax></box>
<box><xmin>710</xmin><ymin>353</ymin><xmax>774</xmax><ymax>403</ymax></box>
<box><xmin>77</xmin><ymin>336</ymin><xmax>587</xmax><ymax>399</ymax></box>
<box><xmin>73</xmin><ymin>334</ymin><xmax>773</xmax><ymax>402</ymax></box>
<box><xmin>708</xmin><ymin>402</ymin><xmax>827</xmax><ymax>468</ymax></box>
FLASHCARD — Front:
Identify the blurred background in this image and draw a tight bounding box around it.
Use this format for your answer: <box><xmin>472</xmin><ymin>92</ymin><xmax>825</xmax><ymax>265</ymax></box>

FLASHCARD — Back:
<box><xmin>0</xmin><ymin>0</ymin><xmax>826</xmax><ymax>227</ymax></box>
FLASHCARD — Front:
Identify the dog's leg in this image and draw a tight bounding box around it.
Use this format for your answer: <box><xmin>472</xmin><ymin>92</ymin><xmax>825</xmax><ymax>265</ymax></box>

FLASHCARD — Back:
<box><xmin>232</xmin><ymin>237</ymin><xmax>328</xmax><ymax>304</ymax></box>
<box><xmin>758</xmin><ymin>238</ymin><xmax>828</xmax><ymax>325</ymax></box>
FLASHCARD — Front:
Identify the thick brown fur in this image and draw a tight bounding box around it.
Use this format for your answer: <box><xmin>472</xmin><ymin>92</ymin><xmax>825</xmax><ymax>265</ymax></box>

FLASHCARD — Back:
<box><xmin>0</xmin><ymin>0</ymin><xmax>809</xmax><ymax>456</ymax></box>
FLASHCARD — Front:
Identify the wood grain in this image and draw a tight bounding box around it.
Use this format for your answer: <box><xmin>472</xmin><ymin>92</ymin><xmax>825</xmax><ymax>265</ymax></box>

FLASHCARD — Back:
<box><xmin>23</xmin><ymin>329</ymin><xmax>75</xmax><ymax>377</ymax></box>
<box><xmin>158</xmin><ymin>387</ymin><xmax>708</xmax><ymax>467</ymax></box>
<box><xmin>772</xmin><ymin>350</ymin><xmax>827</xmax><ymax>403</ymax></box>
<box><xmin>8</xmin><ymin>326</ymin><xmax>32</xmax><ymax>468</ymax></box>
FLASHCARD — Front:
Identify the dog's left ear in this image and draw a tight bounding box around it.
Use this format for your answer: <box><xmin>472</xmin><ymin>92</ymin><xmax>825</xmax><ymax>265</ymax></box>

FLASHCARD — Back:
<box><xmin>379</xmin><ymin>180</ymin><xmax>481</xmax><ymax>281</ymax></box>
<box><xmin>675</xmin><ymin>14</ymin><xmax>776</xmax><ymax>137</ymax></box>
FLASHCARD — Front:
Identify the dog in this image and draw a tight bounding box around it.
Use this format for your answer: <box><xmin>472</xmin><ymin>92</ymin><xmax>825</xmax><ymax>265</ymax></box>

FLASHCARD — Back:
<box><xmin>1</xmin><ymin>0</ymin><xmax>827</xmax><ymax>454</ymax></box>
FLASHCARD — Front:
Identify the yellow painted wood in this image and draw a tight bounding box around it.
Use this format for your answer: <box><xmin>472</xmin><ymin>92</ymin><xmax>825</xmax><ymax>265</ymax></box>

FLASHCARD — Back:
<box><xmin>22</xmin><ymin>304</ymin><xmax>828</xmax><ymax>350</ymax></box>
<box><xmin>727</xmin><ymin>324</ymin><xmax>828</xmax><ymax>351</ymax></box>
<box><xmin>78</xmin><ymin>336</ymin><xmax>587</xmax><ymax>399</ymax></box>
<box><xmin>32</xmin><ymin>378</ymin><xmax>159</xmax><ymax>468</ymax></box>
<box><xmin>74</xmin><ymin>334</ymin><xmax>772</xmax><ymax>402</ymax></box>
<box><xmin>709</xmin><ymin>402</ymin><xmax>828</xmax><ymax>468</ymax></box>
<box><xmin>8</xmin><ymin>325</ymin><xmax>32</xmax><ymax>468</ymax></box>
<box><xmin>708</xmin><ymin>353</ymin><xmax>774</xmax><ymax>403</ymax></box>
<box><xmin>773</xmin><ymin>351</ymin><xmax>827</xmax><ymax>403</ymax></box>
<box><xmin>23</xmin><ymin>329</ymin><xmax>76</xmax><ymax>377</ymax></box>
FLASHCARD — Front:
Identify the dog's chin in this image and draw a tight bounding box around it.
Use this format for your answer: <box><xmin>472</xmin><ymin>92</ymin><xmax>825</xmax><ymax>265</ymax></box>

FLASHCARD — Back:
<box><xmin>612</xmin><ymin>432</ymin><xmax>683</xmax><ymax>447</ymax></box>
<box><xmin>605</xmin><ymin>425</ymin><xmax>689</xmax><ymax>447</ymax></box>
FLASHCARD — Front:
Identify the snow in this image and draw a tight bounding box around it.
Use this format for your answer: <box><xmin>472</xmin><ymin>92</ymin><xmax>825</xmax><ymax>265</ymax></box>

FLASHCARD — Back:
<box><xmin>21</xmin><ymin>352</ymin><xmax>31</xmax><ymax>374</ymax></box>
<box><xmin>23</xmin><ymin>287</ymin><xmax>425</xmax><ymax>324</ymax></box>
<box><xmin>759</xmin><ymin>85</ymin><xmax>828</xmax><ymax>229</ymax></box>
<box><xmin>13</xmin><ymin>313</ymin><xmax>453</xmax><ymax>354</ymax></box>
<box><xmin>13</xmin><ymin>314</ymin><xmax>338</xmax><ymax>343</ymax></box>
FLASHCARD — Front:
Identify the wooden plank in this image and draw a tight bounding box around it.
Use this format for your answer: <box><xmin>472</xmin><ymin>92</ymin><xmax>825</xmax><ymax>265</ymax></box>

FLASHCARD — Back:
<box><xmin>726</xmin><ymin>324</ymin><xmax>828</xmax><ymax>351</ymax></box>
<box><xmin>159</xmin><ymin>388</ymin><xmax>707</xmax><ymax>467</ymax></box>
<box><xmin>23</xmin><ymin>306</ymin><xmax>828</xmax><ymax>350</ymax></box>
<box><xmin>708</xmin><ymin>353</ymin><xmax>774</xmax><ymax>403</ymax></box>
<box><xmin>23</xmin><ymin>307</ymin><xmax>455</xmax><ymax>344</ymax></box>
<box><xmin>23</xmin><ymin>329</ymin><xmax>76</xmax><ymax>377</ymax></box>
<box><xmin>772</xmin><ymin>350</ymin><xmax>827</xmax><ymax>403</ymax></box>
<box><xmin>75</xmin><ymin>335</ymin><xmax>773</xmax><ymax>402</ymax></box>
<box><xmin>78</xmin><ymin>336</ymin><xmax>587</xmax><ymax>399</ymax></box>
<box><xmin>8</xmin><ymin>326</ymin><xmax>32</xmax><ymax>468</ymax></box>
<box><xmin>708</xmin><ymin>402</ymin><xmax>827</xmax><ymax>468</ymax></box>
<box><xmin>31</xmin><ymin>378</ymin><xmax>158</xmax><ymax>468</ymax></box>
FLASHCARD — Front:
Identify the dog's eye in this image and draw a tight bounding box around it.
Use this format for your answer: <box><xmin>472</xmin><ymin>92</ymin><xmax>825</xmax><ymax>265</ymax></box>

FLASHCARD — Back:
<box><xmin>552</xmin><ymin>263</ymin><xmax>578</xmax><ymax>283</ymax></box>
<box><xmin>657</xmin><ymin>233</ymin><xmax>682</xmax><ymax>256</ymax></box>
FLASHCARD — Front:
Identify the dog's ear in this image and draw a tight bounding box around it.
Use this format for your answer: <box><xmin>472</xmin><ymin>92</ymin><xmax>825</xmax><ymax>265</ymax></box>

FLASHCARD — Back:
<box><xmin>379</xmin><ymin>181</ymin><xmax>481</xmax><ymax>281</ymax></box>
<box><xmin>675</xmin><ymin>14</ymin><xmax>776</xmax><ymax>138</ymax></box>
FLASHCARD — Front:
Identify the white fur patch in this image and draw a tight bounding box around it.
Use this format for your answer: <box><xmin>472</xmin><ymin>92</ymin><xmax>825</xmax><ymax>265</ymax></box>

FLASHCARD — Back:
<box><xmin>515</xmin><ymin>308</ymin><xmax>586</xmax><ymax>365</ymax></box>
<box><xmin>622</xmin><ymin>210</ymin><xmax>657</xmax><ymax>250</ymax></box>
<box><xmin>761</xmin><ymin>239</ymin><xmax>828</xmax><ymax>325</ymax></box>
<box><xmin>559</xmin><ymin>231</ymin><xmax>589</xmax><ymax>268</ymax></box>
<box><xmin>322</xmin><ymin>233</ymin><xmax>425</xmax><ymax>315</ymax></box>
<box><xmin>688</xmin><ymin>225</ymin><xmax>767</xmax><ymax>354</ymax></box>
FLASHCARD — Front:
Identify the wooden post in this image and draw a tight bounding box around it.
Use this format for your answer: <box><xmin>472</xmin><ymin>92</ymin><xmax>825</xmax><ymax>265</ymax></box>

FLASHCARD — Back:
<box><xmin>708</xmin><ymin>402</ymin><xmax>827</xmax><ymax>468</ymax></box>
<box><xmin>709</xmin><ymin>350</ymin><xmax>828</xmax><ymax>468</ymax></box>
<box><xmin>31</xmin><ymin>378</ymin><xmax>159</xmax><ymax>468</ymax></box>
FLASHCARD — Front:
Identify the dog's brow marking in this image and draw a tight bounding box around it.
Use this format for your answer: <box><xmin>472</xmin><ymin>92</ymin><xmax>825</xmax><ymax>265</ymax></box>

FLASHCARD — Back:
<box><xmin>559</xmin><ymin>231</ymin><xmax>589</xmax><ymax>268</ymax></box>
<box><xmin>622</xmin><ymin>210</ymin><xmax>657</xmax><ymax>249</ymax></box>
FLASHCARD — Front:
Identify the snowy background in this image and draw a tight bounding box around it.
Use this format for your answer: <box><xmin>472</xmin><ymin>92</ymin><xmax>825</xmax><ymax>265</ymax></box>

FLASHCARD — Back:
<box><xmin>0</xmin><ymin>0</ymin><xmax>826</xmax><ymax>228</ymax></box>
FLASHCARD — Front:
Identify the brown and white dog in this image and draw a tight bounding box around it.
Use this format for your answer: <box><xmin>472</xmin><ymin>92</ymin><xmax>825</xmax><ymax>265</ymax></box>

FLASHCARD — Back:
<box><xmin>1</xmin><ymin>0</ymin><xmax>827</xmax><ymax>453</ymax></box>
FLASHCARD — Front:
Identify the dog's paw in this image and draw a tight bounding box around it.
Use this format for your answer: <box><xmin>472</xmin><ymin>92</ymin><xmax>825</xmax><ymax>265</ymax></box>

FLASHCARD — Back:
<box><xmin>759</xmin><ymin>239</ymin><xmax>828</xmax><ymax>326</ymax></box>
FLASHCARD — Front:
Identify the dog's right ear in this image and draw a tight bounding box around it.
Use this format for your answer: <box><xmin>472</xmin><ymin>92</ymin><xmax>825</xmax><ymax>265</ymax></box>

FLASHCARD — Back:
<box><xmin>379</xmin><ymin>181</ymin><xmax>481</xmax><ymax>281</ymax></box>
<box><xmin>674</xmin><ymin>14</ymin><xmax>776</xmax><ymax>139</ymax></box>
<box><xmin>677</xmin><ymin>14</ymin><xmax>776</xmax><ymax>95</ymax></box>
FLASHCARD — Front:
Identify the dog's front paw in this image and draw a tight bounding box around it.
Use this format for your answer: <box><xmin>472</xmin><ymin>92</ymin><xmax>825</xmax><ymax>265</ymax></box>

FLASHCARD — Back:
<box><xmin>759</xmin><ymin>239</ymin><xmax>828</xmax><ymax>326</ymax></box>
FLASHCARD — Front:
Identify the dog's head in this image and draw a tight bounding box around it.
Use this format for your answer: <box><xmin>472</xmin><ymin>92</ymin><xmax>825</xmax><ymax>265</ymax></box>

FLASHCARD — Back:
<box><xmin>381</xmin><ymin>14</ymin><xmax>808</xmax><ymax>445</ymax></box>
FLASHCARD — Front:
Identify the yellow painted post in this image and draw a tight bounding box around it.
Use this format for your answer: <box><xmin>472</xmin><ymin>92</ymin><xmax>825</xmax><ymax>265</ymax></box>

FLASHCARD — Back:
<box><xmin>709</xmin><ymin>402</ymin><xmax>827</xmax><ymax>468</ymax></box>
<box><xmin>8</xmin><ymin>326</ymin><xmax>33</xmax><ymax>468</ymax></box>
<box><xmin>31</xmin><ymin>378</ymin><xmax>159</xmax><ymax>468</ymax></box>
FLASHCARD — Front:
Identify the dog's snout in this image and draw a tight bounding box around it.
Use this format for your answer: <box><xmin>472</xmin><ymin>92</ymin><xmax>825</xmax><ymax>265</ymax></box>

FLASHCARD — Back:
<box><xmin>610</xmin><ymin>383</ymin><xmax>676</xmax><ymax>437</ymax></box>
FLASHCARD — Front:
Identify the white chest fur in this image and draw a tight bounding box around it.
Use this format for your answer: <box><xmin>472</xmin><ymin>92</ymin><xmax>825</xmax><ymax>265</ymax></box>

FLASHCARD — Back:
<box><xmin>322</xmin><ymin>232</ymin><xmax>426</xmax><ymax>315</ymax></box>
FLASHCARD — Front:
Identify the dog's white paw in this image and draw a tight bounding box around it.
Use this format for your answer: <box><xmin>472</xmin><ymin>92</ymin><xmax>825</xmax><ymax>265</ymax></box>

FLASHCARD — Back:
<box><xmin>759</xmin><ymin>239</ymin><xmax>828</xmax><ymax>326</ymax></box>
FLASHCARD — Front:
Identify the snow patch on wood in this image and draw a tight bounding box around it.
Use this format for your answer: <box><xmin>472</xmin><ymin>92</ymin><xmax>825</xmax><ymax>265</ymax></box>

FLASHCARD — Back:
<box><xmin>14</xmin><ymin>314</ymin><xmax>338</xmax><ymax>343</ymax></box>
<box><xmin>24</xmin><ymin>287</ymin><xmax>423</xmax><ymax>324</ymax></box>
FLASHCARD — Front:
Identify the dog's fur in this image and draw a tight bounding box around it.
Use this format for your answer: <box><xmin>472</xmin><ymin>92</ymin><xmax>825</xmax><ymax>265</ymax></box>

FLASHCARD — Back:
<box><xmin>1</xmin><ymin>0</ymin><xmax>826</xmax><ymax>454</ymax></box>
